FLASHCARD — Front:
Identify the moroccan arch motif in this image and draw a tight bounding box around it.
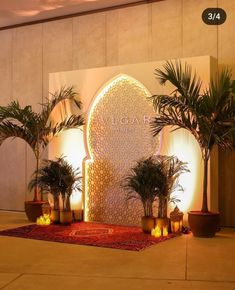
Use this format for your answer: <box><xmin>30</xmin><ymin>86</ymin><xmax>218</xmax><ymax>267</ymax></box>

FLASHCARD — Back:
<box><xmin>84</xmin><ymin>74</ymin><xmax>161</xmax><ymax>226</ymax></box>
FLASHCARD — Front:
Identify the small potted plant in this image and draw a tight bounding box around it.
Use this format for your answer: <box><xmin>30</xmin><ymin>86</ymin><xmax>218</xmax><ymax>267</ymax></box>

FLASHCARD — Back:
<box><xmin>29</xmin><ymin>157</ymin><xmax>82</xmax><ymax>224</ymax></box>
<box><xmin>154</xmin><ymin>155</ymin><xmax>189</xmax><ymax>230</ymax></box>
<box><xmin>29</xmin><ymin>159</ymin><xmax>62</xmax><ymax>223</ymax></box>
<box><xmin>150</xmin><ymin>60</ymin><xmax>235</xmax><ymax>237</ymax></box>
<box><xmin>122</xmin><ymin>155</ymin><xmax>188</xmax><ymax>233</ymax></box>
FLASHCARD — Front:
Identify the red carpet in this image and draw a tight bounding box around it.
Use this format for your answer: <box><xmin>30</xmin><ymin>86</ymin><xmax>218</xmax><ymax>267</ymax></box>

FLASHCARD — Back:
<box><xmin>0</xmin><ymin>222</ymin><xmax>177</xmax><ymax>251</ymax></box>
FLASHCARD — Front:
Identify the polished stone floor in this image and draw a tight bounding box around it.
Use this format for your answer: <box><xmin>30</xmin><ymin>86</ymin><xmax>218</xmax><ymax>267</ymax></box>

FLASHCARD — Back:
<box><xmin>0</xmin><ymin>211</ymin><xmax>235</xmax><ymax>290</ymax></box>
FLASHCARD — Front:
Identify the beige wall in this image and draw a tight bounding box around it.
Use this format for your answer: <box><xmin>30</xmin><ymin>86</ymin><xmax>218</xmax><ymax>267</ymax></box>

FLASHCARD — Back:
<box><xmin>0</xmin><ymin>0</ymin><xmax>234</xmax><ymax>212</ymax></box>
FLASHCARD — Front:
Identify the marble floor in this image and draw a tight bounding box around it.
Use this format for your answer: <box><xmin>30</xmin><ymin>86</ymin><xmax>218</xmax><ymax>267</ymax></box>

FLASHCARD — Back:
<box><xmin>0</xmin><ymin>211</ymin><xmax>235</xmax><ymax>290</ymax></box>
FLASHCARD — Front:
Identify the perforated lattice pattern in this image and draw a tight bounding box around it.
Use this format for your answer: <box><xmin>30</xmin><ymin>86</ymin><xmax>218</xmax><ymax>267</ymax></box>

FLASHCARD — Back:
<box><xmin>85</xmin><ymin>75</ymin><xmax>160</xmax><ymax>226</ymax></box>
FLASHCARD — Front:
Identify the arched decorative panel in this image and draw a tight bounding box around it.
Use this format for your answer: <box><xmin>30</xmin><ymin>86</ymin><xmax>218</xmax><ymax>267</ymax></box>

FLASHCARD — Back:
<box><xmin>84</xmin><ymin>74</ymin><xmax>161</xmax><ymax>226</ymax></box>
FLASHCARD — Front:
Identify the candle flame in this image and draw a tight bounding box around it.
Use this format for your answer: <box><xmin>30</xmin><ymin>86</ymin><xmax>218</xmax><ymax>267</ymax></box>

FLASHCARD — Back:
<box><xmin>151</xmin><ymin>225</ymin><xmax>162</xmax><ymax>238</ymax></box>
<box><xmin>36</xmin><ymin>214</ymin><xmax>51</xmax><ymax>226</ymax></box>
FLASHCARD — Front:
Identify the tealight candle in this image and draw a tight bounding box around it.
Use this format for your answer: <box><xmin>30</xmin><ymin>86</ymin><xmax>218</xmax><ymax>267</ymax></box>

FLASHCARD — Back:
<box><xmin>151</xmin><ymin>228</ymin><xmax>155</xmax><ymax>236</ymax></box>
<box><xmin>154</xmin><ymin>225</ymin><xmax>162</xmax><ymax>238</ymax></box>
<box><xmin>36</xmin><ymin>214</ymin><xmax>51</xmax><ymax>226</ymax></box>
<box><xmin>163</xmin><ymin>226</ymin><xmax>168</xmax><ymax>237</ymax></box>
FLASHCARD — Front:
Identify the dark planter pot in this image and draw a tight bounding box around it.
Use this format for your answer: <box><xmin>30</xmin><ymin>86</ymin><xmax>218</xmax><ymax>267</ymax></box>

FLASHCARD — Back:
<box><xmin>188</xmin><ymin>211</ymin><xmax>220</xmax><ymax>238</ymax></box>
<box><xmin>141</xmin><ymin>216</ymin><xmax>155</xmax><ymax>233</ymax></box>
<box><xmin>50</xmin><ymin>209</ymin><xmax>60</xmax><ymax>223</ymax></box>
<box><xmin>25</xmin><ymin>201</ymin><xmax>48</xmax><ymax>222</ymax></box>
<box><xmin>60</xmin><ymin>210</ymin><xmax>73</xmax><ymax>225</ymax></box>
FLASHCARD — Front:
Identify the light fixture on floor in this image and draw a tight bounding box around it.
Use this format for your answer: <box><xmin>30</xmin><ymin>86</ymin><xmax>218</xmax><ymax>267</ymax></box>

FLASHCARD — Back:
<box><xmin>170</xmin><ymin>206</ymin><xmax>183</xmax><ymax>234</ymax></box>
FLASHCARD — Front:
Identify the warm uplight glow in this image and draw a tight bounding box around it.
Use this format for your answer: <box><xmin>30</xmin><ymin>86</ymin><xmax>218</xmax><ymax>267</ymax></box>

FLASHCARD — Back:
<box><xmin>49</xmin><ymin>129</ymin><xmax>86</xmax><ymax>212</ymax></box>
<box><xmin>48</xmin><ymin>97</ymin><xmax>86</xmax><ymax>213</ymax></box>
<box><xmin>161</xmin><ymin>127</ymin><xmax>202</xmax><ymax>216</ymax></box>
<box><xmin>70</xmin><ymin>191</ymin><xmax>82</xmax><ymax>210</ymax></box>
<box><xmin>60</xmin><ymin>129</ymin><xmax>85</xmax><ymax>170</ymax></box>
<box><xmin>84</xmin><ymin>158</ymin><xmax>92</xmax><ymax>221</ymax></box>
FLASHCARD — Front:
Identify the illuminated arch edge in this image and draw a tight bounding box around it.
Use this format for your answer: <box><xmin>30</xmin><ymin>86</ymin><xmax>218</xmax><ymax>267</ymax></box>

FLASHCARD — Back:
<box><xmin>83</xmin><ymin>73</ymin><xmax>158</xmax><ymax>221</ymax></box>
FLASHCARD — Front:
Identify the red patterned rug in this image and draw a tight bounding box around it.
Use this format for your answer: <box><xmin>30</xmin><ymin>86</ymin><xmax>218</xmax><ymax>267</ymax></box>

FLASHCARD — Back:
<box><xmin>0</xmin><ymin>222</ymin><xmax>177</xmax><ymax>251</ymax></box>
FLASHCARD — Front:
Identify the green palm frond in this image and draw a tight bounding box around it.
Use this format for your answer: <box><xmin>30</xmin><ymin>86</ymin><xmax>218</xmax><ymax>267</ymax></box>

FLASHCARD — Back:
<box><xmin>39</xmin><ymin>115</ymin><xmax>85</xmax><ymax>149</ymax></box>
<box><xmin>122</xmin><ymin>157</ymin><xmax>164</xmax><ymax>216</ymax></box>
<box><xmin>29</xmin><ymin>157</ymin><xmax>82</xmax><ymax>210</ymax></box>
<box><xmin>51</xmin><ymin>114</ymin><xmax>85</xmax><ymax>136</ymax></box>
<box><xmin>0</xmin><ymin>100</ymin><xmax>39</xmax><ymax>126</ymax></box>
<box><xmin>0</xmin><ymin>87</ymin><xmax>84</xmax><ymax>153</ymax></box>
<box><xmin>150</xmin><ymin>69</ymin><xmax>202</xmax><ymax>145</ymax></box>
<box><xmin>151</xmin><ymin>112</ymin><xmax>201</xmax><ymax>148</ymax></box>
<box><xmin>151</xmin><ymin>61</ymin><xmax>235</xmax><ymax>152</ymax></box>
<box><xmin>122</xmin><ymin>155</ymin><xmax>189</xmax><ymax>217</ymax></box>
<box><xmin>0</xmin><ymin>120</ymin><xmax>36</xmax><ymax>151</ymax></box>
<box><xmin>40</xmin><ymin>86</ymin><xmax>81</xmax><ymax>127</ymax></box>
<box><xmin>0</xmin><ymin>101</ymin><xmax>42</xmax><ymax>151</ymax></box>
<box><xmin>153</xmin><ymin>155</ymin><xmax>189</xmax><ymax>196</ymax></box>
<box><xmin>155</xmin><ymin>60</ymin><xmax>202</xmax><ymax>102</ymax></box>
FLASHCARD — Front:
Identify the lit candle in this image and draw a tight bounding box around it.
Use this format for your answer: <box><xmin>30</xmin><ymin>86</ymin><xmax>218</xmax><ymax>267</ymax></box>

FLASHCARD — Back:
<box><xmin>154</xmin><ymin>225</ymin><xmax>162</xmax><ymax>238</ymax></box>
<box><xmin>151</xmin><ymin>228</ymin><xmax>155</xmax><ymax>236</ymax></box>
<box><xmin>163</xmin><ymin>226</ymin><xmax>168</xmax><ymax>237</ymax></box>
<box><xmin>36</xmin><ymin>214</ymin><xmax>51</xmax><ymax>225</ymax></box>
<box><xmin>173</xmin><ymin>222</ymin><xmax>180</xmax><ymax>233</ymax></box>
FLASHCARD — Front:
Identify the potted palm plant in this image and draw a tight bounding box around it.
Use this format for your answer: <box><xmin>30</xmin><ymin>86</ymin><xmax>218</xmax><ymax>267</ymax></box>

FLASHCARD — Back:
<box><xmin>58</xmin><ymin>157</ymin><xmax>82</xmax><ymax>224</ymax></box>
<box><xmin>28</xmin><ymin>159</ymin><xmax>62</xmax><ymax>223</ymax></box>
<box><xmin>122</xmin><ymin>155</ymin><xmax>188</xmax><ymax>233</ymax></box>
<box><xmin>0</xmin><ymin>87</ymin><xmax>84</xmax><ymax>221</ymax></box>
<box><xmin>29</xmin><ymin>157</ymin><xmax>82</xmax><ymax>224</ymax></box>
<box><xmin>154</xmin><ymin>155</ymin><xmax>189</xmax><ymax>230</ymax></box>
<box><xmin>150</xmin><ymin>60</ymin><xmax>235</xmax><ymax>237</ymax></box>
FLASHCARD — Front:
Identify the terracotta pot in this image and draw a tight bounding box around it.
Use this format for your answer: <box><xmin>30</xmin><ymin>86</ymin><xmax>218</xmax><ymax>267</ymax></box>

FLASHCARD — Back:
<box><xmin>188</xmin><ymin>211</ymin><xmax>220</xmax><ymax>238</ymax></box>
<box><xmin>50</xmin><ymin>209</ymin><xmax>60</xmax><ymax>223</ymax></box>
<box><xmin>141</xmin><ymin>216</ymin><xmax>155</xmax><ymax>233</ymax></box>
<box><xmin>25</xmin><ymin>201</ymin><xmax>49</xmax><ymax>222</ymax></box>
<box><xmin>60</xmin><ymin>210</ymin><xmax>73</xmax><ymax>225</ymax></box>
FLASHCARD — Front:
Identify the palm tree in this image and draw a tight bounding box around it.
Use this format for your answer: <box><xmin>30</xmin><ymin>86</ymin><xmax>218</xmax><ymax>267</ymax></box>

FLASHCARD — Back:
<box><xmin>150</xmin><ymin>60</ymin><xmax>235</xmax><ymax>213</ymax></box>
<box><xmin>0</xmin><ymin>86</ymin><xmax>84</xmax><ymax>202</ymax></box>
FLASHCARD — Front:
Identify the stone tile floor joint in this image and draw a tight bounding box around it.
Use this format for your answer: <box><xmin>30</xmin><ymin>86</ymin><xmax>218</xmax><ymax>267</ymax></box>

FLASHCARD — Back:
<box><xmin>185</xmin><ymin>235</ymin><xmax>188</xmax><ymax>280</ymax></box>
<box><xmin>0</xmin><ymin>274</ymin><xmax>23</xmax><ymax>290</ymax></box>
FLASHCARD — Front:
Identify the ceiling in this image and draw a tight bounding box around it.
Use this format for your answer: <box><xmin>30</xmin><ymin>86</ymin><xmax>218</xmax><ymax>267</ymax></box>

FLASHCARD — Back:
<box><xmin>0</xmin><ymin>0</ymin><xmax>146</xmax><ymax>29</ymax></box>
